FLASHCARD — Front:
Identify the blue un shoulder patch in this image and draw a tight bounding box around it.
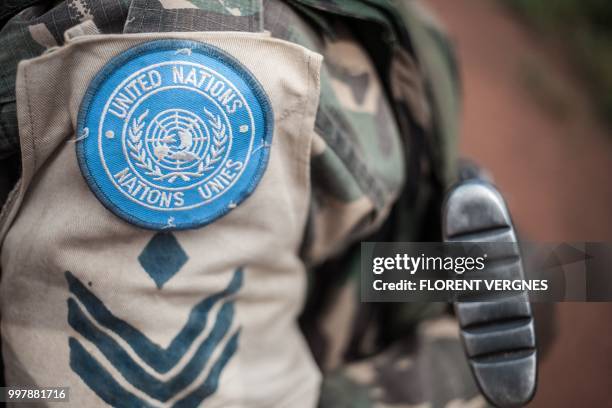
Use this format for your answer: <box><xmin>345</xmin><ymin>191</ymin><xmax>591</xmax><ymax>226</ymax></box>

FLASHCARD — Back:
<box><xmin>77</xmin><ymin>40</ymin><xmax>273</xmax><ymax>230</ymax></box>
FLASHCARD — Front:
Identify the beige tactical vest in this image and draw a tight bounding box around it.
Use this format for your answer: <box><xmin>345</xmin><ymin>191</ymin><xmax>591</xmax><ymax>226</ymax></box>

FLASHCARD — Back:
<box><xmin>0</xmin><ymin>27</ymin><xmax>322</xmax><ymax>407</ymax></box>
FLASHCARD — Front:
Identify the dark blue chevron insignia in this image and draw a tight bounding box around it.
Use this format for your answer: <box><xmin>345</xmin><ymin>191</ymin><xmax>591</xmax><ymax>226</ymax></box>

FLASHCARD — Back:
<box><xmin>65</xmin><ymin>268</ymin><xmax>243</xmax><ymax>407</ymax></box>
<box><xmin>138</xmin><ymin>232</ymin><xmax>188</xmax><ymax>289</ymax></box>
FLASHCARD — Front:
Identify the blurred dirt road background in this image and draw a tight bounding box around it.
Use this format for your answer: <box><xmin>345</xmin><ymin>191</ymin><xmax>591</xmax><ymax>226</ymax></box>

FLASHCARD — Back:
<box><xmin>424</xmin><ymin>0</ymin><xmax>612</xmax><ymax>406</ymax></box>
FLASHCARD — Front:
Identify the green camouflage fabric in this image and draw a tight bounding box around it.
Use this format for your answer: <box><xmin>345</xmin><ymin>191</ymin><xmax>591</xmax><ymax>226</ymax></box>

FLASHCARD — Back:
<box><xmin>319</xmin><ymin>317</ymin><xmax>485</xmax><ymax>408</ymax></box>
<box><xmin>0</xmin><ymin>1</ymin><xmax>478</xmax><ymax>407</ymax></box>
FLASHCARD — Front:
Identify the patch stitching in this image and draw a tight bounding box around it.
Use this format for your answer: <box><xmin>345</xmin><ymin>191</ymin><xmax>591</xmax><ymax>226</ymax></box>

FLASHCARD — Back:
<box><xmin>76</xmin><ymin>39</ymin><xmax>274</xmax><ymax>230</ymax></box>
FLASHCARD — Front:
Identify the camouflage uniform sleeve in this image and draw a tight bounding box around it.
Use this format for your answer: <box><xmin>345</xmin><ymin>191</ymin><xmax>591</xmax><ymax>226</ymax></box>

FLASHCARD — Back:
<box><xmin>275</xmin><ymin>1</ymin><xmax>483</xmax><ymax>406</ymax></box>
<box><xmin>0</xmin><ymin>0</ymin><xmax>477</xmax><ymax>405</ymax></box>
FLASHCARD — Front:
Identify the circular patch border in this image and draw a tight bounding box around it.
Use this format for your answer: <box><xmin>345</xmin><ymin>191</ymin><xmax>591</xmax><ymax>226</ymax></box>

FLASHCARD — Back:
<box><xmin>76</xmin><ymin>39</ymin><xmax>274</xmax><ymax>230</ymax></box>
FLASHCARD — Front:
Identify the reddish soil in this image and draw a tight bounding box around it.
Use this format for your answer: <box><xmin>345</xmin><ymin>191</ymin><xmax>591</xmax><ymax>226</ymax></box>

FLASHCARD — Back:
<box><xmin>424</xmin><ymin>0</ymin><xmax>612</xmax><ymax>406</ymax></box>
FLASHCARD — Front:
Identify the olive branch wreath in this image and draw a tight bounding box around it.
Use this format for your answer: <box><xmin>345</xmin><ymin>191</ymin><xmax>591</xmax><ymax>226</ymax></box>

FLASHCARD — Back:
<box><xmin>202</xmin><ymin>107</ymin><xmax>227</xmax><ymax>171</ymax></box>
<box><xmin>126</xmin><ymin>108</ymin><xmax>228</xmax><ymax>184</ymax></box>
